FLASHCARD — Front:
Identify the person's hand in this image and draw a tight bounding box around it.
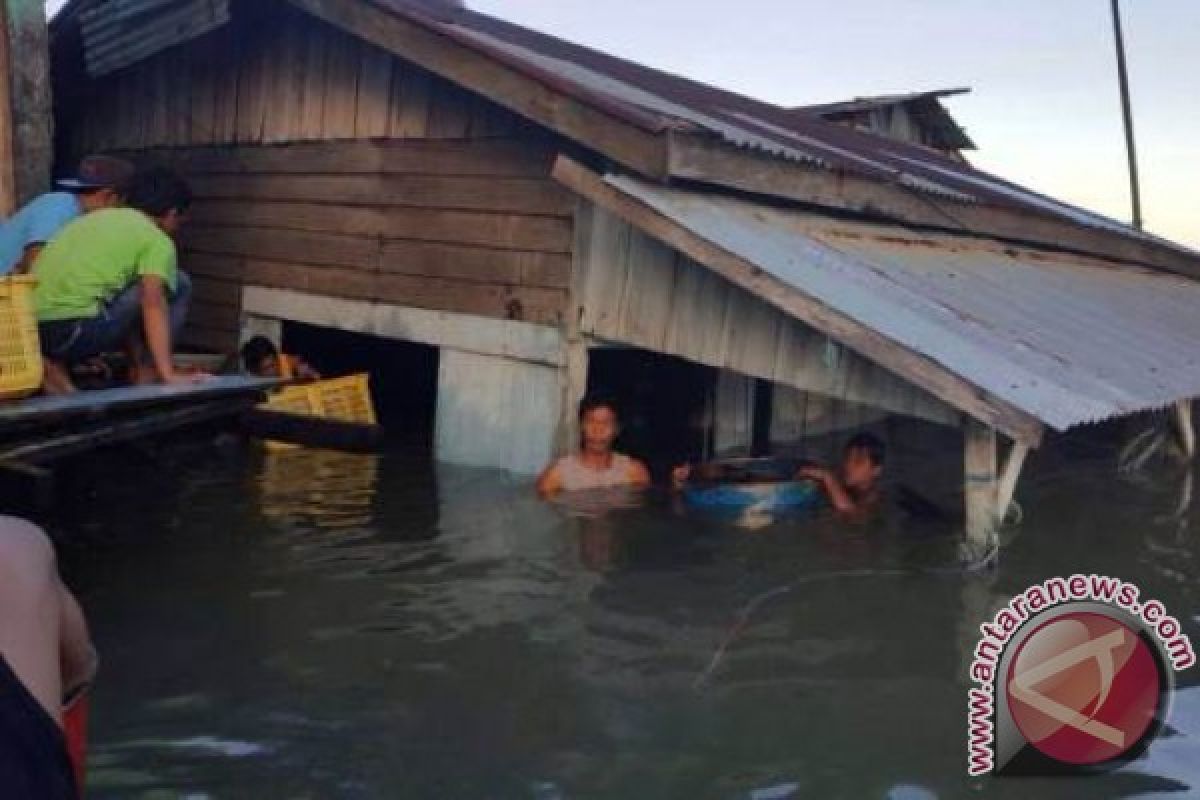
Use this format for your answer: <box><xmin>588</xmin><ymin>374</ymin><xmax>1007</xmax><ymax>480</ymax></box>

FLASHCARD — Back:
<box><xmin>797</xmin><ymin>465</ymin><xmax>831</xmax><ymax>482</ymax></box>
<box><xmin>671</xmin><ymin>464</ymin><xmax>692</xmax><ymax>487</ymax></box>
<box><xmin>163</xmin><ymin>370</ymin><xmax>212</xmax><ymax>386</ymax></box>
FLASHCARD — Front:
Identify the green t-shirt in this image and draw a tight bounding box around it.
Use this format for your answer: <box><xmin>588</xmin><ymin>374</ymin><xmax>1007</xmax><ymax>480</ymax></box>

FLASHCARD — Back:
<box><xmin>33</xmin><ymin>207</ymin><xmax>177</xmax><ymax>321</ymax></box>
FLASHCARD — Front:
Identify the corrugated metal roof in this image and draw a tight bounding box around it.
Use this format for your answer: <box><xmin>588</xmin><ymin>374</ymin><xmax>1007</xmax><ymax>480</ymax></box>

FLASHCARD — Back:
<box><xmin>75</xmin><ymin>0</ymin><xmax>230</xmax><ymax>76</ymax></box>
<box><xmin>799</xmin><ymin>88</ymin><xmax>972</xmax><ymax>118</ymax></box>
<box><xmin>371</xmin><ymin>0</ymin><xmax>1195</xmax><ymax>260</ymax></box>
<box><xmin>602</xmin><ymin>172</ymin><xmax>1200</xmax><ymax>432</ymax></box>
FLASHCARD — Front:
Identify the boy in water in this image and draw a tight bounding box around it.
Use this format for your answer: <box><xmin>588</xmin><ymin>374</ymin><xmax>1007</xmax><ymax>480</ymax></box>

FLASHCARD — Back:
<box><xmin>536</xmin><ymin>397</ymin><xmax>651</xmax><ymax>496</ymax></box>
<box><xmin>797</xmin><ymin>432</ymin><xmax>886</xmax><ymax>518</ymax></box>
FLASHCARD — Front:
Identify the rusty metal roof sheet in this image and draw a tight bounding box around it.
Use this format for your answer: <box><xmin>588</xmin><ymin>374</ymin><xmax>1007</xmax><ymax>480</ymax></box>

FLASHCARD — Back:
<box><xmin>603</xmin><ymin>172</ymin><xmax>1200</xmax><ymax>432</ymax></box>
<box><xmin>371</xmin><ymin>0</ymin><xmax>1194</xmax><ymax>260</ymax></box>
<box><xmin>73</xmin><ymin>0</ymin><xmax>231</xmax><ymax>76</ymax></box>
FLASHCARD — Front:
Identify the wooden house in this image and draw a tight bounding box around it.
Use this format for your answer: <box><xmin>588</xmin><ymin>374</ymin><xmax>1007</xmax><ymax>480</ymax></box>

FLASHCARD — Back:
<box><xmin>797</xmin><ymin>88</ymin><xmax>975</xmax><ymax>160</ymax></box>
<box><xmin>49</xmin><ymin>0</ymin><xmax>1200</xmax><ymax>549</ymax></box>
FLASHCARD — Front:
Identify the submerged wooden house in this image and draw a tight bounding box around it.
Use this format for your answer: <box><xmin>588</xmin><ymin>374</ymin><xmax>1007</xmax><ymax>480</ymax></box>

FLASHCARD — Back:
<box><xmin>49</xmin><ymin>0</ymin><xmax>1200</xmax><ymax>546</ymax></box>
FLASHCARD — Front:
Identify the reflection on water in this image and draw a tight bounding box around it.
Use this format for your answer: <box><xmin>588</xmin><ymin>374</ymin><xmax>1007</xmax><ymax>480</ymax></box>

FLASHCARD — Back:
<box><xmin>258</xmin><ymin>450</ymin><xmax>382</xmax><ymax>530</ymax></box>
<box><xmin>39</xmin><ymin>430</ymin><xmax>1200</xmax><ymax>799</ymax></box>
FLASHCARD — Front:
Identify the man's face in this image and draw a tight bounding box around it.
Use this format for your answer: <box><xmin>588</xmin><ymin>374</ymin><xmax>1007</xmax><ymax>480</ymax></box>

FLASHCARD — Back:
<box><xmin>841</xmin><ymin>446</ymin><xmax>881</xmax><ymax>489</ymax></box>
<box><xmin>580</xmin><ymin>407</ymin><xmax>619</xmax><ymax>453</ymax></box>
<box><xmin>254</xmin><ymin>354</ymin><xmax>281</xmax><ymax>378</ymax></box>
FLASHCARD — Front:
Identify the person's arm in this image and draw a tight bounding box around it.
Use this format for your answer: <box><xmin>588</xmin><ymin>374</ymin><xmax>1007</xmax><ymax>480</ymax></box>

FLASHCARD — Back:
<box><xmin>536</xmin><ymin>462</ymin><xmax>563</xmax><ymax>497</ymax></box>
<box><xmin>294</xmin><ymin>358</ymin><xmax>321</xmax><ymax>382</ymax></box>
<box><xmin>11</xmin><ymin>243</ymin><xmax>44</xmax><ymax>275</ymax></box>
<box><xmin>628</xmin><ymin>458</ymin><xmax>652</xmax><ymax>488</ymax></box>
<box><xmin>57</xmin><ymin>583</ymin><xmax>96</xmax><ymax>698</ymax></box>
<box><xmin>797</xmin><ymin>465</ymin><xmax>858</xmax><ymax>513</ymax></box>
<box><xmin>140</xmin><ymin>275</ymin><xmax>184</xmax><ymax>384</ymax></box>
<box><xmin>670</xmin><ymin>464</ymin><xmax>692</xmax><ymax>490</ymax></box>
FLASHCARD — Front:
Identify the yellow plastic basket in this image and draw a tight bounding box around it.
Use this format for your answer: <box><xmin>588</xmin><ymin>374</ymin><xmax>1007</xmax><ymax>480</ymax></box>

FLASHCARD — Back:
<box><xmin>0</xmin><ymin>276</ymin><xmax>43</xmax><ymax>401</ymax></box>
<box><xmin>261</xmin><ymin>373</ymin><xmax>377</xmax><ymax>449</ymax></box>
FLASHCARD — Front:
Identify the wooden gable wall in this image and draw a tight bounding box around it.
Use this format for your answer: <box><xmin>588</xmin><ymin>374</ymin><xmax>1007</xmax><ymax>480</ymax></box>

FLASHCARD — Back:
<box><xmin>57</xmin><ymin>2</ymin><xmax>574</xmax><ymax>351</ymax></box>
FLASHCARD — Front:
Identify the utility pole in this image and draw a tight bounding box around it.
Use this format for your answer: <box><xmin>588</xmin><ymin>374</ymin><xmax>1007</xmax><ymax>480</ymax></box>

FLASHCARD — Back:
<box><xmin>1110</xmin><ymin>0</ymin><xmax>1143</xmax><ymax>230</ymax></box>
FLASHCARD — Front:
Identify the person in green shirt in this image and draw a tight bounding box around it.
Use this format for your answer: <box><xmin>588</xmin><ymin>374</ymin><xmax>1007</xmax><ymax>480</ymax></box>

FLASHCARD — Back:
<box><xmin>34</xmin><ymin>167</ymin><xmax>197</xmax><ymax>395</ymax></box>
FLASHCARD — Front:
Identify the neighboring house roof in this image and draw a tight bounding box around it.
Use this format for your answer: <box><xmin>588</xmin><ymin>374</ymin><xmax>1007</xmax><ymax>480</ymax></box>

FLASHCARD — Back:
<box><xmin>349</xmin><ymin>0</ymin><xmax>1195</xmax><ymax>269</ymax></box>
<box><xmin>796</xmin><ymin>88</ymin><xmax>976</xmax><ymax>152</ymax></box>
<box><xmin>560</xmin><ymin>159</ymin><xmax>1200</xmax><ymax>441</ymax></box>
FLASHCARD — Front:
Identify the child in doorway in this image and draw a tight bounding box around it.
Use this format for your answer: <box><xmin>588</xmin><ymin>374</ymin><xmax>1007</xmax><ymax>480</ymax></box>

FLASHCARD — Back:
<box><xmin>239</xmin><ymin>336</ymin><xmax>321</xmax><ymax>382</ymax></box>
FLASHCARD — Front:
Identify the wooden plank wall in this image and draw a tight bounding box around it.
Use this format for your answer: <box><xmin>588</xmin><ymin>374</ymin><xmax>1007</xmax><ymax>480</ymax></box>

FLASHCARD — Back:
<box><xmin>62</xmin><ymin>5</ymin><xmax>570</xmax><ymax>352</ymax></box>
<box><xmin>576</xmin><ymin>204</ymin><xmax>959</xmax><ymax>427</ymax></box>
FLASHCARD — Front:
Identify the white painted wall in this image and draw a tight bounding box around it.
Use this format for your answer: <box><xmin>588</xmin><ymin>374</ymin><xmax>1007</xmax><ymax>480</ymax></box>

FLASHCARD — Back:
<box><xmin>435</xmin><ymin>349</ymin><xmax>562</xmax><ymax>475</ymax></box>
<box><xmin>714</xmin><ymin>370</ymin><xmax>754</xmax><ymax>455</ymax></box>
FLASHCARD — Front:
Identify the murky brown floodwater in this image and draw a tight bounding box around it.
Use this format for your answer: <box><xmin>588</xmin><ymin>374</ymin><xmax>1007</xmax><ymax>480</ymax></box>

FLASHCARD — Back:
<box><xmin>33</xmin><ymin>421</ymin><xmax>1200</xmax><ymax>799</ymax></box>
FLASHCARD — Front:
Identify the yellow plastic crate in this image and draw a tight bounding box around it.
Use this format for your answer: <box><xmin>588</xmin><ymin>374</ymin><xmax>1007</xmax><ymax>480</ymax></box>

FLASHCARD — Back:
<box><xmin>0</xmin><ymin>276</ymin><xmax>43</xmax><ymax>401</ymax></box>
<box><xmin>260</xmin><ymin>373</ymin><xmax>377</xmax><ymax>449</ymax></box>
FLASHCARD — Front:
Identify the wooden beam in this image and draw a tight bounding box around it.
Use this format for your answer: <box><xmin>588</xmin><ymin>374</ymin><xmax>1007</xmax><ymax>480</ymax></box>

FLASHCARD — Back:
<box><xmin>240</xmin><ymin>409</ymin><xmax>384</xmax><ymax>452</ymax></box>
<box><xmin>995</xmin><ymin>439</ymin><xmax>1029</xmax><ymax>523</ymax></box>
<box><xmin>964</xmin><ymin>419</ymin><xmax>998</xmax><ymax>552</ymax></box>
<box><xmin>667</xmin><ymin>134</ymin><xmax>1200</xmax><ymax>280</ymax></box>
<box><xmin>241</xmin><ymin>285</ymin><xmax>566</xmax><ymax>367</ymax></box>
<box><xmin>286</xmin><ymin>0</ymin><xmax>668</xmax><ymax>178</ymax></box>
<box><xmin>553</xmin><ymin>155</ymin><xmax>1044</xmax><ymax>446</ymax></box>
<box><xmin>0</xmin><ymin>397</ymin><xmax>260</xmax><ymax>465</ymax></box>
<box><xmin>1173</xmin><ymin>399</ymin><xmax>1195</xmax><ymax>461</ymax></box>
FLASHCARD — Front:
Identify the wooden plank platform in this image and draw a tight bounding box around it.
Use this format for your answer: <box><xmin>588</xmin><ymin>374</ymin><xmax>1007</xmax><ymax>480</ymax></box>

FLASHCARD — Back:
<box><xmin>0</xmin><ymin>376</ymin><xmax>278</xmax><ymax>431</ymax></box>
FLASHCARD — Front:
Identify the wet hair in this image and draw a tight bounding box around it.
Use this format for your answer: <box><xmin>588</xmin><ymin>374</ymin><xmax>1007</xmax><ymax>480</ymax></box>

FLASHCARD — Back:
<box><xmin>845</xmin><ymin>432</ymin><xmax>885</xmax><ymax>468</ymax></box>
<box><xmin>240</xmin><ymin>336</ymin><xmax>279</xmax><ymax>373</ymax></box>
<box><xmin>578</xmin><ymin>395</ymin><xmax>620</xmax><ymax>421</ymax></box>
<box><xmin>124</xmin><ymin>167</ymin><xmax>193</xmax><ymax>218</ymax></box>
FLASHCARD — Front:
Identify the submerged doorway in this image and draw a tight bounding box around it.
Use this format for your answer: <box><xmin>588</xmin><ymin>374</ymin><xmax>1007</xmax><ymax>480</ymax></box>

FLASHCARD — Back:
<box><xmin>282</xmin><ymin>321</ymin><xmax>439</xmax><ymax>445</ymax></box>
<box><xmin>585</xmin><ymin>347</ymin><xmax>715</xmax><ymax>475</ymax></box>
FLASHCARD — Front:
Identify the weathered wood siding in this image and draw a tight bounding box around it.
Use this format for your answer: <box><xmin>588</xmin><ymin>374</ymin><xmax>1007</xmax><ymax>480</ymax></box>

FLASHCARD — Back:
<box><xmin>57</xmin><ymin>4</ymin><xmax>571</xmax><ymax>351</ymax></box>
<box><xmin>576</xmin><ymin>204</ymin><xmax>959</xmax><ymax>426</ymax></box>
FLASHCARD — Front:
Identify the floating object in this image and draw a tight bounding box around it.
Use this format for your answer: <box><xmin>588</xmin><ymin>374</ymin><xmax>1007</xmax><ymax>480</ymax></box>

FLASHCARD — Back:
<box><xmin>682</xmin><ymin>457</ymin><xmax>821</xmax><ymax>514</ymax></box>
<box><xmin>0</xmin><ymin>276</ymin><xmax>43</xmax><ymax>401</ymax></box>
<box><xmin>259</xmin><ymin>373</ymin><xmax>378</xmax><ymax>451</ymax></box>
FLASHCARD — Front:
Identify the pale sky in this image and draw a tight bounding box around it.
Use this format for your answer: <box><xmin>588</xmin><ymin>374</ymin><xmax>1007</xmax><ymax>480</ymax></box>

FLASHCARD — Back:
<box><xmin>47</xmin><ymin>0</ymin><xmax>1199</xmax><ymax>247</ymax></box>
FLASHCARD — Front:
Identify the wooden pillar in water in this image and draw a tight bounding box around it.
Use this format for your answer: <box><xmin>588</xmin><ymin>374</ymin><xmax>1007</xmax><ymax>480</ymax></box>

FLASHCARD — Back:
<box><xmin>1173</xmin><ymin>399</ymin><xmax>1195</xmax><ymax>461</ymax></box>
<box><xmin>964</xmin><ymin>418</ymin><xmax>998</xmax><ymax>554</ymax></box>
<box><xmin>0</xmin><ymin>0</ymin><xmax>51</xmax><ymax>213</ymax></box>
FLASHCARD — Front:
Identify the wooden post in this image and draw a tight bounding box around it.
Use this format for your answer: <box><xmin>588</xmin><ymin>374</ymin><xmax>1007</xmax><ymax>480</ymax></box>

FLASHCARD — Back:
<box><xmin>1172</xmin><ymin>399</ymin><xmax>1195</xmax><ymax>461</ymax></box>
<box><xmin>0</xmin><ymin>0</ymin><xmax>51</xmax><ymax>212</ymax></box>
<box><xmin>964</xmin><ymin>418</ymin><xmax>998</xmax><ymax>554</ymax></box>
<box><xmin>994</xmin><ymin>439</ymin><xmax>1029</xmax><ymax>524</ymax></box>
<box><xmin>0</xmin><ymin>2</ymin><xmax>15</xmax><ymax>215</ymax></box>
<box><xmin>557</xmin><ymin>199</ymin><xmax>592</xmax><ymax>454</ymax></box>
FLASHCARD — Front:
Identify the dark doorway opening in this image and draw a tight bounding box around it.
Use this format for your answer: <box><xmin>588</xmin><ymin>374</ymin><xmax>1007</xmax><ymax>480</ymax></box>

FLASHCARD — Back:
<box><xmin>282</xmin><ymin>322</ymin><xmax>439</xmax><ymax>445</ymax></box>
<box><xmin>585</xmin><ymin>347</ymin><xmax>715</xmax><ymax>475</ymax></box>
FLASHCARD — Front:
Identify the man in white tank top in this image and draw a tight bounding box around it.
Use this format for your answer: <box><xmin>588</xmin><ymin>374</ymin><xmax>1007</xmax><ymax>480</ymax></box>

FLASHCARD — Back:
<box><xmin>536</xmin><ymin>397</ymin><xmax>651</xmax><ymax>496</ymax></box>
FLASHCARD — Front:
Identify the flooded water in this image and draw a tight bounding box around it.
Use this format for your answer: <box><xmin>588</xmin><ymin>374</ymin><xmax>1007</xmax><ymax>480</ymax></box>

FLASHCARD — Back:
<box><xmin>35</xmin><ymin>423</ymin><xmax>1200</xmax><ymax>799</ymax></box>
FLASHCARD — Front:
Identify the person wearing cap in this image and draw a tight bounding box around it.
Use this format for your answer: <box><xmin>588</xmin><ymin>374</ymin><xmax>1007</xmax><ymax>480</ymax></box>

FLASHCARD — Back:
<box><xmin>0</xmin><ymin>155</ymin><xmax>134</xmax><ymax>277</ymax></box>
<box><xmin>33</xmin><ymin>166</ymin><xmax>201</xmax><ymax>394</ymax></box>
